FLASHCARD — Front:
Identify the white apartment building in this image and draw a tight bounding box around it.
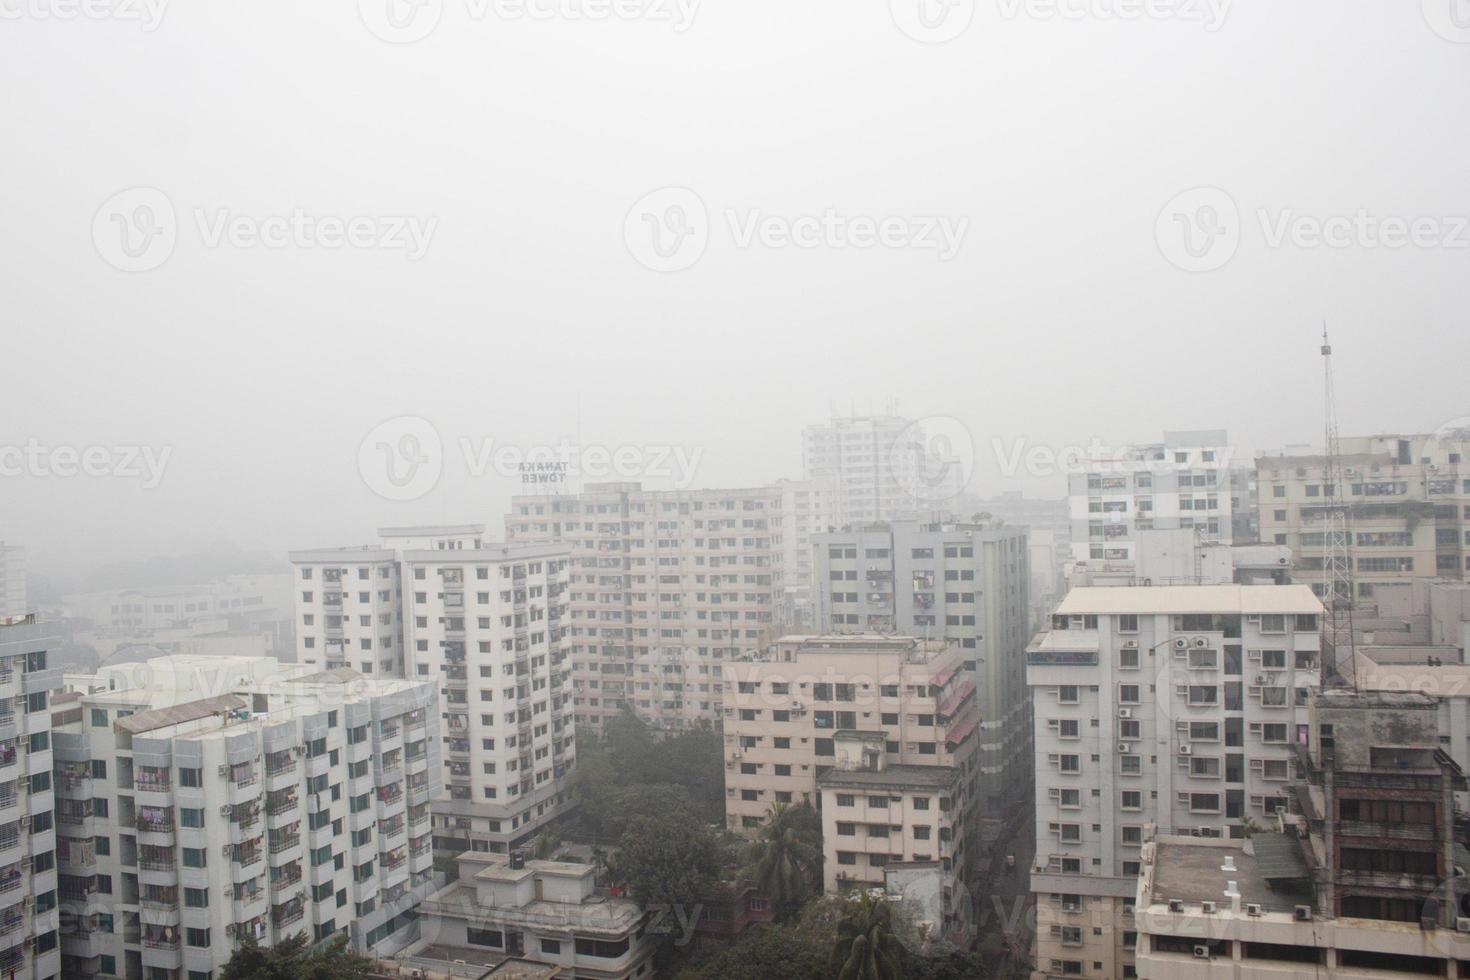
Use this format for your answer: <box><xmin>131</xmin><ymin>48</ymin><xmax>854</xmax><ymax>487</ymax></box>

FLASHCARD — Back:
<box><xmin>721</xmin><ymin>635</ymin><xmax>980</xmax><ymax>890</ymax></box>
<box><xmin>292</xmin><ymin>528</ymin><xmax>577</xmax><ymax>862</ymax></box>
<box><xmin>775</xmin><ymin>476</ymin><xmax>836</xmax><ymax>628</ymax></box>
<box><xmin>0</xmin><ymin>617</ymin><xmax>65</xmax><ymax>980</ymax></box>
<box><xmin>1068</xmin><ymin>430</ymin><xmax>1237</xmax><ymax>564</ymax></box>
<box><xmin>802</xmin><ymin>415</ymin><xmax>966</xmax><ymax>527</ymax></box>
<box><xmin>0</xmin><ymin>545</ymin><xmax>25</xmax><ymax>622</ymax></box>
<box><xmin>406</xmin><ymin>852</ymin><xmax>656</xmax><ymax>980</ymax></box>
<box><xmin>398</xmin><ymin>542</ymin><xmax>576</xmax><ymax>860</ymax></box>
<box><xmin>505</xmin><ymin>483</ymin><xmax>783</xmax><ymax>733</ymax></box>
<box><xmin>53</xmin><ymin>655</ymin><xmax>440</xmax><ymax>979</ymax></box>
<box><xmin>1026</xmin><ymin>584</ymin><xmax>1323</xmax><ymax>980</ymax></box>
<box><xmin>812</xmin><ymin>521</ymin><xmax>1031</xmax><ymax>832</ymax></box>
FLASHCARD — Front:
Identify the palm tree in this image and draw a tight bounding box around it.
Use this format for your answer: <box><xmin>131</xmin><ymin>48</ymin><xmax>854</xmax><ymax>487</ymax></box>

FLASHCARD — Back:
<box><xmin>751</xmin><ymin>803</ymin><xmax>821</xmax><ymax>917</ymax></box>
<box><xmin>830</xmin><ymin>891</ymin><xmax>905</xmax><ymax>980</ymax></box>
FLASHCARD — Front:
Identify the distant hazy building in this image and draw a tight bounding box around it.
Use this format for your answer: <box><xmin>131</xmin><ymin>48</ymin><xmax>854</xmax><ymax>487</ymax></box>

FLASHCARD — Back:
<box><xmin>1257</xmin><ymin>431</ymin><xmax>1470</xmax><ymax>599</ymax></box>
<box><xmin>803</xmin><ymin>415</ymin><xmax>965</xmax><ymax>527</ymax></box>
<box><xmin>813</xmin><ymin>520</ymin><xmax>1031</xmax><ymax>830</ymax></box>
<box><xmin>0</xmin><ymin>545</ymin><xmax>24</xmax><ymax>622</ymax></box>
<box><xmin>505</xmin><ymin>483</ymin><xmax>783</xmax><ymax>733</ymax></box>
<box><xmin>775</xmin><ymin>476</ymin><xmax>836</xmax><ymax>628</ymax></box>
<box><xmin>1068</xmin><ymin>430</ymin><xmax>1236</xmax><ymax>563</ymax></box>
<box><xmin>53</xmin><ymin>655</ymin><xmax>439</xmax><ymax>976</ymax></box>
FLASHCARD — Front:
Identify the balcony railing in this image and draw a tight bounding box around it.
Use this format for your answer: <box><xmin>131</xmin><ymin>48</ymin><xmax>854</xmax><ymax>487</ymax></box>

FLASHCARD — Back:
<box><xmin>269</xmin><ymin>833</ymin><xmax>301</xmax><ymax>854</ymax></box>
<box><xmin>143</xmin><ymin>932</ymin><xmax>181</xmax><ymax>949</ymax></box>
<box><xmin>266</xmin><ymin>758</ymin><xmax>297</xmax><ymax>778</ymax></box>
<box><xmin>270</xmin><ymin>866</ymin><xmax>303</xmax><ymax>889</ymax></box>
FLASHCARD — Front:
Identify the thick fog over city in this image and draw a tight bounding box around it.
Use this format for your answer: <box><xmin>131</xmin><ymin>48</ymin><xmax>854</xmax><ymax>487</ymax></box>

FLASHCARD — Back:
<box><xmin>3</xmin><ymin>3</ymin><xmax>1470</xmax><ymax>980</ymax></box>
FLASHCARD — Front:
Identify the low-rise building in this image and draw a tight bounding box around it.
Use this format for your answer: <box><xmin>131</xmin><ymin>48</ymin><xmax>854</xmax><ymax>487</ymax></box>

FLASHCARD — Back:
<box><xmin>408</xmin><ymin>852</ymin><xmax>656</xmax><ymax>980</ymax></box>
<box><xmin>722</xmin><ymin>634</ymin><xmax>980</xmax><ymax>897</ymax></box>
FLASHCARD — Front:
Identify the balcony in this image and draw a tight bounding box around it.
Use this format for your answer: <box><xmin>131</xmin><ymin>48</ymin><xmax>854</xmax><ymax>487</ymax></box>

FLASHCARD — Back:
<box><xmin>270</xmin><ymin>863</ymin><xmax>303</xmax><ymax>890</ymax></box>
<box><xmin>143</xmin><ymin>929</ymin><xmax>180</xmax><ymax>950</ymax></box>
<box><xmin>140</xmin><ymin>888</ymin><xmax>179</xmax><ymax>911</ymax></box>
<box><xmin>272</xmin><ymin>902</ymin><xmax>305</xmax><ymax>929</ymax></box>
<box><xmin>269</xmin><ymin>827</ymin><xmax>301</xmax><ymax>854</ymax></box>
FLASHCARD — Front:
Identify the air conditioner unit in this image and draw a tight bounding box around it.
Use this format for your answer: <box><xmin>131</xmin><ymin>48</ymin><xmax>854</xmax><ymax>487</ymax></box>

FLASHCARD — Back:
<box><xmin>1256</xmin><ymin>674</ymin><xmax>1268</xmax><ymax>684</ymax></box>
<box><xmin>1117</xmin><ymin>708</ymin><xmax>1132</xmax><ymax>719</ymax></box>
<box><xmin>1457</xmin><ymin>917</ymin><xmax>1470</xmax><ymax>934</ymax></box>
<box><xmin>1118</xmin><ymin>743</ymin><xmax>1132</xmax><ymax>753</ymax></box>
<box><xmin>1294</xmin><ymin>905</ymin><xmax>1313</xmax><ymax>922</ymax></box>
<box><xmin>1179</xmin><ymin>745</ymin><xmax>1193</xmax><ymax>755</ymax></box>
<box><xmin>1122</xmin><ymin>640</ymin><xmax>1138</xmax><ymax>649</ymax></box>
<box><xmin>218</xmin><ymin>764</ymin><xmax>230</xmax><ymax>777</ymax></box>
<box><xmin>1194</xmin><ymin>637</ymin><xmax>1209</xmax><ymax>648</ymax></box>
<box><xmin>220</xmin><ymin>804</ymin><xmax>232</xmax><ymax>817</ymax></box>
<box><xmin>1193</xmin><ymin>945</ymin><xmax>1210</xmax><ymax>960</ymax></box>
<box><xmin>1173</xmin><ymin>638</ymin><xmax>1189</xmax><ymax>650</ymax></box>
<box><xmin>1245</xmin><ymin>903</ymin><xmax>1263</xmax><ymax>917</ymax></box>
<box><xmin>1201</xmin><ymin>901</ymin><xmax>1216</xmax><ymax>914</ymax></box>
<box><xmin>1167</xmin><ymin>899</ymin><xmax>1185</xmax><ymax>913</ymax></box>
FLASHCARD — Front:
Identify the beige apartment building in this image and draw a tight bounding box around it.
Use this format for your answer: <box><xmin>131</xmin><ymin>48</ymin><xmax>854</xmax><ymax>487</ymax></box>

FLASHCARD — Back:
<box><xmin>505</xmin><ymin>483</ymin><xmax>784</xmax><ymax>733</ymax></box>
<box><xmin>1258</xmin><ymin>432</ymin><xmax>1470</xmax><ymax>599</ymax></box>
<box><xmin>721</xmin><ymin>635</ymin><xmax>981</xmax><ymax>890</ymax></box>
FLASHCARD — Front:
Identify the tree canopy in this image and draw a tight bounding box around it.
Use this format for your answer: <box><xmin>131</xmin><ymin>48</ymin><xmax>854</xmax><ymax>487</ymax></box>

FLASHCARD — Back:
<box><xmin>220</xmin><ymin>935</ymin><xmax>371</xmax><ymax>980</ymax></box>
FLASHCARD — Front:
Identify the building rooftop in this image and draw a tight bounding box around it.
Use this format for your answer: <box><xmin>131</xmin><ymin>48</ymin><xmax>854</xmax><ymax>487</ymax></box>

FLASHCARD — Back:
<box><xmin>474</xmin><ymin>859</ymin><xmax>590</xmax><ymax>883</ymax></box>
<box><xmin>1055</xmin><ymin>584</ymin><xmax>1322</xmax><ymax>616</ymax></box>
<box><xmin>378</xmin><ymin>524</ymin><xmax>486</xmax><ymax>537</ymax></box>
<box><xmin>1147</xmin><ymin>835</ymin><xmax>1312</xmax><ymax>913</ymax></box>
<box><xmin>114</xmin><ymin>694</ymin><xmax>248</xmax><ymax>735</ymax></box>
<box><xmin>817</xmin><ymin>763</ymin><xmax>959</xmax><ymax>792</ymax></box>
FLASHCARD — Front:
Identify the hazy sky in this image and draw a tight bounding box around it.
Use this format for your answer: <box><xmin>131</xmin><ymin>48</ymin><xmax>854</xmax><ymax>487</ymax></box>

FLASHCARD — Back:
<box><xmin>3</xmin><ymin>0</ymin><xmax>1469</xmax><ymax>580</ymax></box>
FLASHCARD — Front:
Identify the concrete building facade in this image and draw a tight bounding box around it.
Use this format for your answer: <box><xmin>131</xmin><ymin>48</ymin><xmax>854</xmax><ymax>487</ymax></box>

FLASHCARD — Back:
<box><xmin>505</xmin><ymin>483</ymin><xmax>783</xmax><ymax>733</ymax></box>
<box><xmin>802</xmin><ymin>415</ymin><xmax>966</xmax><ymax>528</ymax></box>
<box><xmin>1026</xmin><ymin>584</ymin><xmax>1324</xmax><ymax>980</ymax></box>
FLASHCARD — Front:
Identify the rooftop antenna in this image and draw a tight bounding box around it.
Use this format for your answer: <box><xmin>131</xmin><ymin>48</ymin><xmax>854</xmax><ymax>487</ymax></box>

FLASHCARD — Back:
<box><xmin>1320</xmin><ymin>325</ymin><xmax>1357</xmax><ymax>689</ymax></box>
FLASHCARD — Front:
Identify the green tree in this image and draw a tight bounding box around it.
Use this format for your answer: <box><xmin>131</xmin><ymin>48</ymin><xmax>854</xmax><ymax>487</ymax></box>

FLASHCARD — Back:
<box><xmin>830</xmin><ymin>892</ymin><xmax>906</xmax><ymax>980</ymax></box>
<box><xmin>220</xmin><ymin>934</ymin><xmax>370</xmax><ymax>980</ymax></box>
<box><xmin>673</xmin><ymin>923</ymin><xmax>829</xmax><ymax>980</ymax></box>
<box><xmin>616</xmin><ymin>811</ymin><xmax>720</xmax><ymax>911</ymax></box>
<box><xmin>749</xmin><ymin>803</ymin><xmax>822</xmax><ymax>918</ymax></box>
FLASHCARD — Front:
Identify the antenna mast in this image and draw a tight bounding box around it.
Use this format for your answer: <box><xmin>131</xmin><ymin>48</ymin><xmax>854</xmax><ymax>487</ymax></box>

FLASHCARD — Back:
<box><xmin>1319</xmin><ymin>326</ymin><xmax>1356</xmax><ymax>686</ymax></box>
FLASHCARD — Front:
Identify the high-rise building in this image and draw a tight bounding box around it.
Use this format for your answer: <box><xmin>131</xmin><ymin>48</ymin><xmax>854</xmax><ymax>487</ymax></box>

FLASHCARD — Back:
<box><xmin>812</xmin><ymin>520</ymin><xmax>1031</xmax><ymax>834</ymax></box>
<box><xmin>1068</xmin><ymin>430</ymin><xmax>1237</xmax><ymax>564</ymax></box>
<box><xmin>802</xmin><ymin>415</ymin><xmax>965</xmax><ymax>527</ymax></box>
<box><xmin>775</xmin><ymin>476</ymin><xmax>836</xmax><ymax>628</ymax></box>
<box><xmin>53</xmin><ymin>654</ymin><xmax>439</xmax><ymax>976</ymax></box>
<box><xmin>1026</xmin><ymin>584</ymin><xmax>1323</xmax><ymax>980</ymax></box>
<box><xmin>291</xmin><ymin>528</ymin><xmax>577</xmax><ymax>862</ymax></box>
<box><xmin>1257</xmin><ymin>431</ymin><xmax>1470</xmax><ymax>599</ymax></box>
<box><xmin>0</xmin><ymin>616</ymin><xmax>62</xmax><ymax>980</ymax></box>
<box><xmin>1133</xmin><ymin>690</ymin><xmax>1470</xmax><ymax>980</ymax></box>
<box><xmin>721</xmin><ymin>635</ymin><xmax>980</xmax><ymax>898</ymax></box>
<box><xmin>505</xmin><ymin>483</ymin><xmax>783</xmax><ymax>733</ymax></box>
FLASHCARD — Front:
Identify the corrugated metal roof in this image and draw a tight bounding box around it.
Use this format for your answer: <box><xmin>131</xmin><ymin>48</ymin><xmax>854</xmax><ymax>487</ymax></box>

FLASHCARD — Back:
<box><xmin>1055</xmin><ymin>585</ymin><xmax>1322</xmax><ymax>616</ymax></box>
<box><xmin>1250</xmin><ymin>832</ymin><xmax>1309</xmax><ymax>881</ymax></box>
<box><xmin>114</xmin><ymin>695</ymin><xmax>247</xmax><ymax>735</ymax></box>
